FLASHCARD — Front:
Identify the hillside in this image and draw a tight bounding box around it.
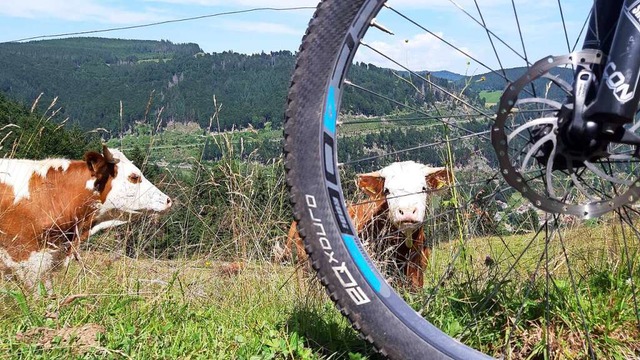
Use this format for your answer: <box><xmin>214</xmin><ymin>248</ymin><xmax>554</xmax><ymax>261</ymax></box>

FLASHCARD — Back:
<box><xmin>462</xmin><ymin>66</ymin><xmax>574</xmax><ymax>100</ymax></box>
<box><xmin>0</xmin><ymin>37</ymin><xmax>474</xmax><ymax>134</ymax></box>
<box><xmin>430</xmin><ymin>70</ymin><xmax>464</xmax><ymax>81</ymax></box>
<box><xmin>4</xmin><ymin>37</ymin><xmax>203</xmax><ymax>62</ymax></box>
<box><xmin>0</xmin><ymin>38</ymin><xmax>294</xmax><ymax>133</ymax></box>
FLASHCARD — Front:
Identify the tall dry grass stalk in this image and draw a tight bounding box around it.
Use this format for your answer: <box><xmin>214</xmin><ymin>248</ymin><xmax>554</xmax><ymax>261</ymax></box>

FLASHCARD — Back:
<box><xmin>211</xmin><ymin>134</ymin><xmax>289</xmax><ymax>261</ymax></box>
<box><xmin>0</xmin><ymin>94</ymin><xmax>68</xmax><ymax>159</ymax></box>
<box><xmin>84</xmin><ymin>94</ymin><xmax>290</xmax><ymax>265</ymax></box>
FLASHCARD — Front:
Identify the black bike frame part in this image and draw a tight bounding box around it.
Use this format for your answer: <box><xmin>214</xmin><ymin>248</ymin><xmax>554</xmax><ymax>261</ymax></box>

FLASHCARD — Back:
<box><xmin>586</xmin><ymin>0</ymin><xmax>640</xmax><ymax>125</ymax></box>
<box><xmin>582</xmin><ymin>0</ymin><xmax>624</xmax><ymax>54</ymax></box>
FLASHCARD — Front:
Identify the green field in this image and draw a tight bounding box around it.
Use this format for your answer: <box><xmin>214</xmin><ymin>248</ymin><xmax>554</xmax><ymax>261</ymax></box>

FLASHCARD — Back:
<box><xmin>2</xmin><ymin>98</ymin><xmax>639</xmax><ymax>359</ymax></box>
<box><xmin>479</xmin><ymin>90</ymin><xmax>503</xmax><ymax>107</ymax></box>
<box><xmin>0</xmin><ymin>252</ymin><xmax>379</xmax><ymax>359</ymax></box>
<box><xmin>2</xmin><ymin>222</ymin><xmax>639</xmax><ymax>359</ymax></box>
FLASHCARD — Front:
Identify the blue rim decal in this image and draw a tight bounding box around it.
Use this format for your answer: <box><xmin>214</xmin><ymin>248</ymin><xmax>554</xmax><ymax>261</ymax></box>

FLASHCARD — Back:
<box><xmin>342</xmin><ymin>234</ymin><xmax>386</xmax><ymax>294</ymax></box>
<box><xmin>323</xmin><ymin>85</ymin><xmax>337</xmax><ymax>134</ymax></box>
<box><xmin>325</xmin><ymin>84</ymin><xmax>390</xmax><ymax>297</ymax></box>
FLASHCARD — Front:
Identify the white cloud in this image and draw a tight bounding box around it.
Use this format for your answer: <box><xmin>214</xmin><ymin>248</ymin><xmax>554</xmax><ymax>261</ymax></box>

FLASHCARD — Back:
<box><xmin>355</xmin><ymin>0</ymin><xmax>588</xmax><ymax>73</ymax></box>
<box><xmin>0</xmin><ymin>0</ymin><xmax>588</xmax><ymax>74</ymax></box>
<box><xmin>0</xmin><ymin>0</ymin><xmax>164</xmax><ymax>24</ymax></box>
<box><xmin>0</xmin><ymin>0</ymin><xmax>318</xmax><ymax>28</ymax></box>
<box><xmin>356</xmin><ymin>32</ymin><xmax>474</xmax><ymax>73</ymax></box>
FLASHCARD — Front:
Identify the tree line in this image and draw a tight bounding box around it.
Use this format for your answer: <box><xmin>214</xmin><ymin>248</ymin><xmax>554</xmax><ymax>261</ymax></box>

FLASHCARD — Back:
<box><xmin>0</xmin><ymin>37</ymin><xmax>488</xmax><ymax>136</ymax></box>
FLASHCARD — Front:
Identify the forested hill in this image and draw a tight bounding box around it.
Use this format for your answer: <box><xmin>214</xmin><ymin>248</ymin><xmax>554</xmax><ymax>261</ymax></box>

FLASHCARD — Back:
<box><xmin>0</xmin><ymin>37</ymin><xmax>484</xmax><ymax>134</ymax></box>
<box><xmin>3</xmin><ymin>37</ymin><xmax>203</xmax><ymax>61</ymax></box>
<box><xmin>461</xmin><ymin>66</ymin><xmax>574</xmax><ymax>95</ymax></box>
<box><xmin>0</xmin><ymin>38</ymin><xmax>294</xmax><ymax>133</ymax></box>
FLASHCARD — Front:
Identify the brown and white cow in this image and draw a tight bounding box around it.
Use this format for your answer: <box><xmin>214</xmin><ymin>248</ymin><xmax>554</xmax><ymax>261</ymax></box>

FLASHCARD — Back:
<box><xmin>0</xmin><ymin>146</ymin><xmax>171</xmax><ymax>292</ymax></box>
<box><xmin>281</xmin><ymin>161</ymin><xmax>451</xmax><ymax>290</ymax></box>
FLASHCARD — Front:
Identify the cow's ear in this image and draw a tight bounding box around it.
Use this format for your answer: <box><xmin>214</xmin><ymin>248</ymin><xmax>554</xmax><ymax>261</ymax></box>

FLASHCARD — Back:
<box><xmin>84</xmin><ymin>152</ymin><xmax>104</xmax><ymax>176</ymax></box>
<box><xmin>85</xmin><ymin>151</ymin><xmax>116</xmax><ymax>192</ymax></box>
<box><xmin>425</xmin><ymin>167</ymin><xmax>452</xmax><ymax>190</ymax></box>
<box><xmin>102</xmin><ymin>145</ymin><xmax>120</xmax><ymax>164</ymax></box>
<box><xmin>356</xmin><ymin>172</ymin><xmax>385</xmax><ymax>198</ymax></box>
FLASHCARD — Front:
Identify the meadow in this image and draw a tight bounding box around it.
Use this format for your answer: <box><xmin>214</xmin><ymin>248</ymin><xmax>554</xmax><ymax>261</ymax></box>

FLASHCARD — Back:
<box><xmin>479</xmin><ymin>90</ymin><xmax>502</xmax><ymax>108</ymax></box>
<box><xmin>0</xmin><ymin>107</ymin><xmax>380</xmax><ymax>359</ymax></box>
<box><xmin>2</xmin><ymin>220</ymin><xmax>639</xmax><ymax>359</ymax></box>
<box><xmin>1</xmin><ymin>100</ymin><xmax>639</xmax><ymax>359</ymax></box>
<box><xmin>0</xmin><ymin>252</ymin><xmax>380</xmax><ymax>359</ymax></box>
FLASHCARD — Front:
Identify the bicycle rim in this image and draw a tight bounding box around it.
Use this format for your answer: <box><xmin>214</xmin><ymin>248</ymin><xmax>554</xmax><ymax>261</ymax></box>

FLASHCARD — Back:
<box><xmin>285</xmin><ymin>1</ymin><xmax>640</xmax><ymax>359</ymax></box>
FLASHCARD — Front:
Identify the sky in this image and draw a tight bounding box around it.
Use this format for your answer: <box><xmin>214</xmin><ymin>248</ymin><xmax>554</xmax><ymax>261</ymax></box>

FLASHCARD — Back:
<box><xmin>0</xmin><ymin>0</ymin><xmax>590</xmax><ymax>74</ymax></box>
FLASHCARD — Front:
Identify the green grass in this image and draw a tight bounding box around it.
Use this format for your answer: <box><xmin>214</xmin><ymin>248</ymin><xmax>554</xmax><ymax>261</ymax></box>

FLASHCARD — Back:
<box><xmin>479</xmin><ymin>90</ymin><xmax>502</xmax><ymax>107</ymax></box>
<box><xmin>338</xmin><ymin>111</ymin><xmax>458</xmax><ymax>134</ymax></box>
<box><xmin>106</xmin><ymin>121</ymin><xmax>283</xmax><ymax>165</ymax></box>
<box><xmin>417</xmin><ymin>221</ymin><xmax>640</xmax><ymax>358</ymax></box>
<box><xmin>2</xmin><ymin>220</ymin><xmax>640</xmax><ymax>359</ymax></box>
<box><xmin>0</xmin><ymin>253</ymin><xmax>380</xmax><ymax>359</ymax></box>
<box><xmin>105</xmin><ymin>110</ymin><xmax>457</xmax><ymax>166</ymax></box>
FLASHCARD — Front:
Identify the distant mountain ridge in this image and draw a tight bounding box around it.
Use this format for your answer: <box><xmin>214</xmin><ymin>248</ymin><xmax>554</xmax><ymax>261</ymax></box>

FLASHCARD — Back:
<box><xmin>0</xmin><ymin>37</ymin><xmax>498</xmax><ymax>134</ymax></box>
<box><xmin>430</xmin><ymin>70</ymin><xmax>465</xmax><ymax>81</ymax></box>
<box><xmin>10</xmin><ymin>37</ymin><xmax>204</xmax><ymax>61</ymax></box>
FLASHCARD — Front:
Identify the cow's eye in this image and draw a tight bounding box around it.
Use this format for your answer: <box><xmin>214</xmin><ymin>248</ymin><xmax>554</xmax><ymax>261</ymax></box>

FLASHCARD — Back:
<box><xmin>383</xmin><ymin>188</ymin><xmax>390</xmax><ymax>195</ymax></box>
<box><xmin>422</xmin><ymin>186</ymin><xmax>428</xmax><ymax>192</ymax></box>
<box><xmin>128</xmin><ymin>173</ymin><xmax>142</xmax><ymax>184</ymax></box>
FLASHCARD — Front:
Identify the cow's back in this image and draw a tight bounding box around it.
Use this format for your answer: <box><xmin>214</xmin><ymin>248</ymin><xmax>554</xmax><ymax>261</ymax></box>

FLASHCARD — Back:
<box><xmin>0</xmin><ymin>158</ymin><xmax>96</xmax><ymax>287</ymax></box>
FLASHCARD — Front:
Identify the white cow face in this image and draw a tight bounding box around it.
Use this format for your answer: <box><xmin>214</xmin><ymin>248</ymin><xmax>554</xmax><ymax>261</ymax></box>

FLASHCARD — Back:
<box><xmin>357</xmin><ymin>161</ymin><xmax>451</xmax><ymax>233</ymax></box>
<box><xmin>92</xmin><ymin>148</ymin><xmax>172</xmax><ymax>216</ymax></box>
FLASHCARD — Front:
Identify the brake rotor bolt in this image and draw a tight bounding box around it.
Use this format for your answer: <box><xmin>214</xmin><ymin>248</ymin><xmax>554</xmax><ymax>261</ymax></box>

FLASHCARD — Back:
<box><xmin>603</xmin><ymin>124</ymin><xmax>616</xmax><ymax>135</ymax></box>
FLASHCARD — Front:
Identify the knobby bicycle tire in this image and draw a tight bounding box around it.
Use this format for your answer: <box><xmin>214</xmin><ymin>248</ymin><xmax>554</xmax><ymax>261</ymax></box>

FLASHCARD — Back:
<box><xmin>284</xmin><ymin>0</ymin><xmax>491</xmax><ymax>358</ymax></box>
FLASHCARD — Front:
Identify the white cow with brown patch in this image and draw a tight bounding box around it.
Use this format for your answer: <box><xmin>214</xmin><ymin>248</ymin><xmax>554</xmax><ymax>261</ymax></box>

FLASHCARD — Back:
<box><xmin>0</xmin><ymin>146</ymin><xmax>172</xmax><ymax>292</ymax></box>
<box><xmin>282</xmin><ymin>161</ymin><xmax>451</xmax><ymax>290</ymax></box>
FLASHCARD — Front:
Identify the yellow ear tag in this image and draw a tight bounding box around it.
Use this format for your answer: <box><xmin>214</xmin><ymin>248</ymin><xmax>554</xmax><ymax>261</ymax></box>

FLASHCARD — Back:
<box><xmin>436</xmin><ymin>171</ymin><xmax>452</xmax><ymax>189</ymax></box>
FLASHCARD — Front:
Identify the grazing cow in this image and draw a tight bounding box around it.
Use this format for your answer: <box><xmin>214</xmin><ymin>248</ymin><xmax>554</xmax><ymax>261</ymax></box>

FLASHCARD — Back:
<box><xmin>0</xmin><ymin>146</ymin><xmax>172</xmax><ymax>292</ymax></box>
<box><xmin>281</xmin><ymin>161</ymin><xmax>451</xmax><ymax>290</ymax></box>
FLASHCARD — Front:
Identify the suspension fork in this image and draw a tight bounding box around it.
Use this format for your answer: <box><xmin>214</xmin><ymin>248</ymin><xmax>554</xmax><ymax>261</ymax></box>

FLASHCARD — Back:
<box><xmin>584</xmin><ymin>0</ymin><xmax>640</xmax><ymax>127</ymax></box>
<box><xmin>582</xmin><ymin>0</ymin><xmax>624</xmax><ymax>54</ymax></box>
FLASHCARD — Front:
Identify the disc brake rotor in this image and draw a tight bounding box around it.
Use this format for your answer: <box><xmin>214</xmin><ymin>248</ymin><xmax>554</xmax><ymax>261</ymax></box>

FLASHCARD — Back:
<box><xmin>491</xmin><ymin>49</ymin><xmax>640</xmax><ymax>219</ymax></box>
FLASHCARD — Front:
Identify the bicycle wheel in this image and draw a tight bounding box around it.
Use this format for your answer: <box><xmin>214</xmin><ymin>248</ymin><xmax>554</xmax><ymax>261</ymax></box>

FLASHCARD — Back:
<box><xmin>284</xmin><ymin>1</ymin><xmax>640</xmax><ymax>359</ymax></box>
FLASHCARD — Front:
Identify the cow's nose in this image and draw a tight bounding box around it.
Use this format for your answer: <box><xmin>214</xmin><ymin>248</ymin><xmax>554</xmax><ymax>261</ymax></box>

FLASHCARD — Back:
<box><xmin>397</xmin><ymin>207</ymin><xmax>419</xmax><ymax>221</ymax></box>
<box><xmin>398</xmin><ymin>208</ymin><xmax>417</xmax><ymax>216</ymax></box>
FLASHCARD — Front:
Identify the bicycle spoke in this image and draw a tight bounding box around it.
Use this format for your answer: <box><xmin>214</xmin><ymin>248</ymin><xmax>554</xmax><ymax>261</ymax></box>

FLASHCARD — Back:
<box><xmin>557</xmin><ymin>0</ymin><xmax>572</xmax><ymax>53</ymax></box>
<box><xmin>288</xmin><ymin>0</ymin><xmax>640</xmax><ymax>358</ymax></box>
<box><xmin>384</xmin><ymin>5</ymin><xmax>517</xmax><ymax>86</ymax></box>
<box><xmin>618</xmin><ymin>207</ymin><xmax>640</xmax><ymax>324</ymax></box>
<box><xmin>556</xmin><ymin>224</ymin><xmax>597</xmax><ymax>359</ymax></box>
